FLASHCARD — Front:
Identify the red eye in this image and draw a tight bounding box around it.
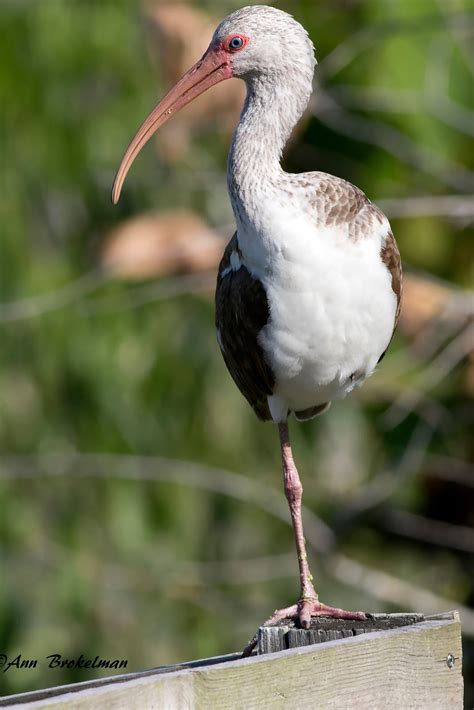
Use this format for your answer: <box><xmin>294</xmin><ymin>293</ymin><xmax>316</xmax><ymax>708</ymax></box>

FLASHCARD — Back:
<box><xmin>227</xmin><ymin>34</ymin><xmax>247</xmax><ymax>52</ymax></box>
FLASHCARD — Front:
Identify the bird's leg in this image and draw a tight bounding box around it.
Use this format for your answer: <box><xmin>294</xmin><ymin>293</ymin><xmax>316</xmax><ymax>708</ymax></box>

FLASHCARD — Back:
<box><xmin>242</xmin><ymin>420</ymin><xmax>366</xmax><ymax>657</ymax></box>
<box><xmin>278</xmin><ymin>420</ymin><xmax>318</xmax><ymax>625</ymax></box>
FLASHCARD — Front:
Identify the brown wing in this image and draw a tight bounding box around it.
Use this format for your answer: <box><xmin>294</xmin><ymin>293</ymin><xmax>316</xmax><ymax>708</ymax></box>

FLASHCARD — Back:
<box><xmin>215</xmin><ymin>233</ymin><xmax>274</xmax><ymax>421</ymax></box>
<box><xmin>381</xmin><ymin>229</ymin><xmax>402</xmax><ymax>327</ymax></box>
<box><xmin>378</xmin><ymin>229</ymin><xmax>402</xmax><ymax>363</ymax></box>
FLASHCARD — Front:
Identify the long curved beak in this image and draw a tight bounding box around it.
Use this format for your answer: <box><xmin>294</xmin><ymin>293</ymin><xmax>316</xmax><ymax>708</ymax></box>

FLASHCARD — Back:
<box><xmin>112</xmin><ymin>47</ymin><xmax>231</xmax><ymax>204</ymax></box>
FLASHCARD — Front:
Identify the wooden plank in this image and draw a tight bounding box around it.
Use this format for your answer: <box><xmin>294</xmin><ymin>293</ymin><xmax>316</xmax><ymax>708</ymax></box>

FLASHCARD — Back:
<box><xmin>258</xmin><ymin>612</ymin><xmax>427</xmax><ymax>654</ymax></box>
<box><xmin>1</xmin><ymin>613</ymin><xmax>463</xmax><ymax>709</ymax></box>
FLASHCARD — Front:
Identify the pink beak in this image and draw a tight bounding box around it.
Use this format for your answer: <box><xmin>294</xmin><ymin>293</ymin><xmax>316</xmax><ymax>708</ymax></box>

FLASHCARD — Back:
<box><xmin>112</xmin><ymin>46</ymin><xmax>232</xmax><ymax>204</ymax></box>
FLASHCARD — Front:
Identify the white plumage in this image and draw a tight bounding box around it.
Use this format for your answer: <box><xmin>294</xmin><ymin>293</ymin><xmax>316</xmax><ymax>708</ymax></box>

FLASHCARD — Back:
<box><xmin>219</xmin><ymin>7</ymin><xmax>398</xmax><ymax>420</ymax></box>
<box><xmin>261</xmin><ymin>220</ymin><xmax>396</xmax><ymax>416</ymax></box>
<box><xmin>112</xmin><ymin>4</ymin><xmax>402</xmax><ymax>651</ymax></box>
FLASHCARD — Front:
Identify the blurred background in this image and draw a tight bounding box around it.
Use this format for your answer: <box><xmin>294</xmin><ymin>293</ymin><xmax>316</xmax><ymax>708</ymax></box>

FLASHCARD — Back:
<box><xmin>0</xmin><ymin>0</ymin><xmax>473</xmax><ymax>702</ymax></box>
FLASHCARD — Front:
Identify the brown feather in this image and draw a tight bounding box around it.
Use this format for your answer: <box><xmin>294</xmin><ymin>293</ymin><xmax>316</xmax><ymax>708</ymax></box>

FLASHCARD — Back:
<box><xmin>215</xmin><ymin>234</ymin><xmax>274</xmax><ymax>420</ymax></box>
<box><xmin>290</xmin><ymin>173</ymin><xmax>384</xmax><ymax>242</ymax></box>
<box><xmin>381</xmin><ymin>229</ymin><xmax>402</xmax><ymax>326</ymax></box>
<box><xmin>378</xmin><ymin>229</ymin><xmax>403</xmax><ymax>362</ymax></box>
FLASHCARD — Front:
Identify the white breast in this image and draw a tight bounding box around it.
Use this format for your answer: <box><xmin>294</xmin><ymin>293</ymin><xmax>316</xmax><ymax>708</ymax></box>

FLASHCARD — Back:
<box><xmin>236</xmin><ymin>196</ymin><xmax>397</xmax><ymax>418</ymax></box>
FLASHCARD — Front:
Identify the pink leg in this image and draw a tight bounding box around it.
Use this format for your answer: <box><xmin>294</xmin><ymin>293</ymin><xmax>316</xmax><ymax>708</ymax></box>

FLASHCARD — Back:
<box><xmin>279</xmin><ymin>420</ymin><xmax>318</xmax><ymax>621</ymax></box>
<box><xmin>242</xmin><ymin>420</ymin><xmax>365</xmax><ymax>656</ymax></box>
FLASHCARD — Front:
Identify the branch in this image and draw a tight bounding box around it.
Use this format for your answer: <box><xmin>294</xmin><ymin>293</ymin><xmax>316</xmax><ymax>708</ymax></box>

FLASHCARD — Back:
<box><xmin>424</xmin><ymin>37</ymin><xmax>474</xmax><ymax>137</ymax></box>
<box><xmin>383</xmin><ymin>324</ymin><xmax>473</xmax><ymax>428</ymax></box>
<box><xmin>312</xmin><ymin>91</ymin><xmax>474</xmax><ymax>193</ymax></box>
<box><xmin>327</xmin><ymin>85</ymin><xmax>420</xmax><ymax>114</ymax></box>
<box><xmin>376</xmin><ymin>509</ymin><xmax>474</xmax><ymax>554</ymax></box>
<box><xmin>1</xmin><ymin>452</ymin><xmax>472</xmax><ymax>634</ymax></box>
<box><xmin>83</xmin><ymin>271</ymin><xmax>215</xmax><ymax>315</ymax></box>
<box><xmin>377</xmin><ymin>195</ymin><xmax>474</xmax><ymax>221</ymax></box>
<box><xmin>434</xmin><ymin>0</ymin><xmax>474</xmax><ymax>78</ymax></box>
<box><xmin>318</xmin><ymin>11</ymin><xmax>474</xmax><ymax>81</ymax></box>
<box><xmin>328</xmin><ymin>553</ymin><xmax>474</xmax><ymax>635</ymax></box>
<box><xmin>0</xmin><ymin>269</ymin><xmax>109</xmax><ymax>323</ymax></box>
<box><xmin>425</xmin><ymin>454</ymin><xmax>474</xmax><ymax>488</ymax></box>
<box><xmin>335</xmin><ymin>415</ymin><xmax>437</xmax><ymax>523</ymax></box>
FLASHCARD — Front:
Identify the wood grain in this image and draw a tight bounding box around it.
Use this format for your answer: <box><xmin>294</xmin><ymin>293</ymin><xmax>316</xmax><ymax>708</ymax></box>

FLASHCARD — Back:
<box><xmin>1</xmin><ymin>612</ymin><xmax>463</xmax><ymax>709</ymax></box>
<box><xmin>257</xmin><ymin>612</ymin><xmax>427</xmax><ymax>653</ymax></box>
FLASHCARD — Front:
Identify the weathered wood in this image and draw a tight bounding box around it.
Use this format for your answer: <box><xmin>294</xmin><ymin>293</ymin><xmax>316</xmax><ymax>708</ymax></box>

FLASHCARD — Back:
<box><xmin>258</xmin><ymin>612</ymin><xmax>427</xmax><ymax>654</ymax></box>
<box><xmin>0</xmin><ymin>612</ymin><xmax>463</xmax><ymax>709</ymax></box>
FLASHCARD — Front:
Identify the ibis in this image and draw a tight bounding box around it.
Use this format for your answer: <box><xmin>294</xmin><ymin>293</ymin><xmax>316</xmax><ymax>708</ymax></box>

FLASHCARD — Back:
<box><xmin>112</xmin><ymin>5</ymin><xmax>402</xmax><ymax>653</ymax></box>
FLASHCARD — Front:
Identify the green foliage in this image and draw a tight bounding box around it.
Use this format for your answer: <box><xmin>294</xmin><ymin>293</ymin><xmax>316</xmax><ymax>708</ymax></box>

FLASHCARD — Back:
<box><xmin>0</xmin><ymin>0</ymin><xmax>472</xmax><ymax>699</ymax></box>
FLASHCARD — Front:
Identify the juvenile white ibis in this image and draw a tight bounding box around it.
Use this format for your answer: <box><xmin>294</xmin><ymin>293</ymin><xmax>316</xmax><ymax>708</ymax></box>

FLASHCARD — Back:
<box><xmin>112</xmin><ymin>6</ymin><xmax>402</xmax><ymax>653</ymax></box>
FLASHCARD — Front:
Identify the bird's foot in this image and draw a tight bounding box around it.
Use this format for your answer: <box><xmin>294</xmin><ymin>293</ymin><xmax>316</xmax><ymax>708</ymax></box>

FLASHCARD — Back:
<box><xmin>242</xmin><ymin>598</ymin><xmax>366</xmax><ymax>657</ymax></box>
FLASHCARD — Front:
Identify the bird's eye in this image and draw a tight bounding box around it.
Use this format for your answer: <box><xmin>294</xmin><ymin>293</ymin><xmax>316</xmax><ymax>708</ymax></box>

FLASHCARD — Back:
<box><xmin>227</xmin><ymin>35</ymin><xmax>246</xmax><ymax>52</ymax></box>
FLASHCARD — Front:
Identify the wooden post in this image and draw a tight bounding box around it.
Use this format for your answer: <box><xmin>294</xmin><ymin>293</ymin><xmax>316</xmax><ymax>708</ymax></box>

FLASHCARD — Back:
<box><xmin>257</xmin><ymin>612</ymin><xmax>427</xmax><ymax>653</ymax></box>
<box><xmin>0</xmin><ymin>612</ymin><xmax>463</xmax><ymax>709</ymax></box>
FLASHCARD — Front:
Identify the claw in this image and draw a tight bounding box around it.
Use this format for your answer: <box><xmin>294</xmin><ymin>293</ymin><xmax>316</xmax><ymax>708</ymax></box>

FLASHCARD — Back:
<box><xmin>299</xmin><ymin>600</ymin><xmax>312</xmax><ymax>628</ymax></box>
<box><xmin>241</xmin><ymin>599</ymin><xmax>366</xmax><ymax>656</ymax></box>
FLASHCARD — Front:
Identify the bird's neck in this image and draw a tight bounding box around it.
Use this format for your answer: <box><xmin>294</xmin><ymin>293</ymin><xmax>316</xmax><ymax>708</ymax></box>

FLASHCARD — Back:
<box><xmin>227</xmin><ymin>72</ymin><xmax>312</xmax><ymax>227</ymax></box>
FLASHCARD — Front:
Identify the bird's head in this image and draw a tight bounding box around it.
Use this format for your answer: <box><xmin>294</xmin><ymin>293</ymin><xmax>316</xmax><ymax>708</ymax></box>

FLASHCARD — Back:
<box><xmin>213</xmin><ymin>6</ymin><xmax>315</xmax><ymax>81</ymax></box>
<box><xmin>112</xmin><ymin>5</ymin><xmax>315</xmax><ymax>204</ymax></box>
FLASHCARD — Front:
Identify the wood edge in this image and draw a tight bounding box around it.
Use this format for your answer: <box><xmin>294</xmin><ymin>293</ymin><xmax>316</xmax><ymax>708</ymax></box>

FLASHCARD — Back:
<box><xmin>0</xmin><ymin>612</ymin><xmax>462</xmax><ymax>708</ymax></box>
<box><xmin>254</xmin><ymin>614</ymin><xmax>461</xmax><ymax>659</ymax></box>
<box><xmin>0</xmin><ymin>656</ymin><xmax>244</xmax><ymax>708</ymax></box>
<box><xmin>425</xmin><ymin>611</ymin><xmax>459</xmax><ymax>622</ymax></box>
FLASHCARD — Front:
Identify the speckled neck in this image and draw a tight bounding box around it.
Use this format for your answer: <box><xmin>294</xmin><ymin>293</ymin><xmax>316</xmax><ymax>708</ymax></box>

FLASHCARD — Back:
<box><xmin>227</xmin><ymin>71</ymin><xmax>313</xmax><ymax>228</ymax></box>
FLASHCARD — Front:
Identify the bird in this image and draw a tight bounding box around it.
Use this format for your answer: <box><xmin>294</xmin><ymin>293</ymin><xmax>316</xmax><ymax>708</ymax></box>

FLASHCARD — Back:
<box><xmin>112</xmin><ymin>5</ymin><xmax>402</xmax><ymax>654</ymax></box>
